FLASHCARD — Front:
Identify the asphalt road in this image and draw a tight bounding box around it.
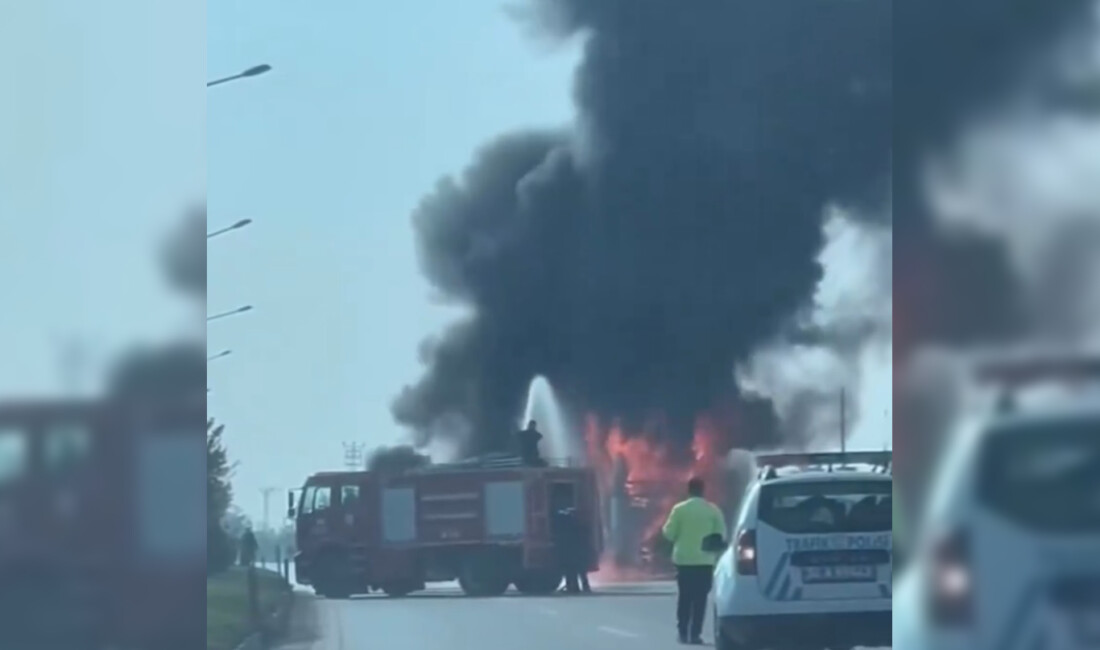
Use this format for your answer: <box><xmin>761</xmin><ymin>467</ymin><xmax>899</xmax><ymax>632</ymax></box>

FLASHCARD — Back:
<box><xmin>276</xmin><ymin>582</ymin><xmax>891</xmax><ymax>650</ymax></box>
<box><xmin>278</xmin><ymin>582</ymin><xmax>710</xmax><ymax>650</ymax></box>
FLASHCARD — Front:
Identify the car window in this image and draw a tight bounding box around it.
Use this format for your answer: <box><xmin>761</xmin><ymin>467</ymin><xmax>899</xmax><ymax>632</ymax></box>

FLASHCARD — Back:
<box><xmin>300</xmin><ymin>486</ymin><xmax>316</xmax><ymax>514</ymax></box>
<box><xmin>314</xmin><ymin>486</ymin><xmax>332</xmax><ymax>512</ymax></box>
<box><xmin>758</xmin><ymin>479</ymin><xmax>892</xmax><ymax>534</ymax></box>
<box><xmin>340</xmin><ymin>485</ymin><xmax>360</xmax><ymax>506</ymax></box>
<box><xmin>978</xmin><ymin>417</ymin><xmax>1100</xmax><ymax>533</ymax></box>
<box><xmin>0</xmin><ymin>428</ymin><xmax>28</xmax><ymax>485</ymax></box>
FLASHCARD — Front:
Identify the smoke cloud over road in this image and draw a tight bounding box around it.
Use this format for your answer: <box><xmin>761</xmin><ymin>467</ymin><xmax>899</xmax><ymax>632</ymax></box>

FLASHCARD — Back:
<box><xmin>392</xmin><ymin>0</ymin><xmax>891</xmax><ymax>455</ymax></box>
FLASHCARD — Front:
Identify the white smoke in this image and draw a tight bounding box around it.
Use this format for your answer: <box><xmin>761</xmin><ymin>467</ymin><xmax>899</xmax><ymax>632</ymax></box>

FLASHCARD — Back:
<box><xmin>737</xmin><ymin>208</ymin><xmax>892</xmax><ymax>451</ymax></box>
<box><xmin>924</xmin><ymin>6</ymin><xmax>1100</xmax><ymax>347</ymax></box>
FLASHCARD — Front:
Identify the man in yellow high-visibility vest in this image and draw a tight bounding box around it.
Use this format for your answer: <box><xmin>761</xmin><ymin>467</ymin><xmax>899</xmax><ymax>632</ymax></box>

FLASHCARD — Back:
<box><xmin>662</xmin><ymin>477</ymin><xmax>726</xmax><ymax>645</ymax></box>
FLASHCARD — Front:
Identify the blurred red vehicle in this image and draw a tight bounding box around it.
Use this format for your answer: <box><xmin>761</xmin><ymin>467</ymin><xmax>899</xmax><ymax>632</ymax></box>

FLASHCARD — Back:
<box><xmin>0</xmin><ymin>397</ymin><xmax>205</xmax><ymax>650</ymax></box>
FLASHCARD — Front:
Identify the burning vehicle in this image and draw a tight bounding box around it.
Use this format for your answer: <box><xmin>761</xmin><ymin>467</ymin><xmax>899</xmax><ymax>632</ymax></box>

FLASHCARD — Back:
<box><xmin>584</xmin><ymin>416</ymin><xmax>751</xmax><ymax>579</ymax></box>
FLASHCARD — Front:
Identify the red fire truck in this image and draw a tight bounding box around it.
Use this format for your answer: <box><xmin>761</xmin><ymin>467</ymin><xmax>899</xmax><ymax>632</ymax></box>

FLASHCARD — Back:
<box><xmin>0</xmin><ymin>397</ymin><xmax>206</xmax><ymax>649</ymax></box>
<box><xmin>290</xmin><ymin>455</ymin><xmax>603</xmax><ymax>598</ymax></box>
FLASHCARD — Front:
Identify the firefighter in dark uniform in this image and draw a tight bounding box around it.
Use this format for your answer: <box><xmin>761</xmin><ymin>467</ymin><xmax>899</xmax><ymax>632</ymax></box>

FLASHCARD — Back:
<box><xmin>516</xmin><ymin>420</ymin><xmax>547</xmax><ymax>467</ymax></box>
<box><xmin>572</xmin><ymin>508</ymin><xmax>593</xmax><ymax>593</ymax></box>
<box><xmin>552</xmin><ymin>506</ymin><xmax>591</xmax><ymax>594</ymax></box>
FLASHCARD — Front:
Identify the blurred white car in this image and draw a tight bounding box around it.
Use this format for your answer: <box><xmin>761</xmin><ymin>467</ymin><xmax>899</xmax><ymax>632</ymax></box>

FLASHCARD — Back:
<box><xmin>712</xmin><ymin>451</ymin><xmax>893</xmax><ymax>650</ymax></box>
<box><xmin>895</xmin><ymin>355</ymin><xmax>1100</xmax><ymax>650</ymax></box>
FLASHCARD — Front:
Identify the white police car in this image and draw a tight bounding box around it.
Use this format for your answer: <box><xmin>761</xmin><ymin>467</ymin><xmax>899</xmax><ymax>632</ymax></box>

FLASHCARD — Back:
<box><xmin>712</xmin><ymin>451</ymin><xmax>893</xmax><ymax>650</ymax></box>
<box><xmin>895</xmin><ymin>355</ymin><xmax>1100</xmax><ymax>650</ymax></box>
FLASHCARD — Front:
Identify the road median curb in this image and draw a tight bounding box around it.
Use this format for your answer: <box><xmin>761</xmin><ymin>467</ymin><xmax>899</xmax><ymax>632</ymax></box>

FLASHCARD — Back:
<box><xmin>232</xmin><ymin>585</ymin><xmax>296</xmax><ymax>650</ymax></box>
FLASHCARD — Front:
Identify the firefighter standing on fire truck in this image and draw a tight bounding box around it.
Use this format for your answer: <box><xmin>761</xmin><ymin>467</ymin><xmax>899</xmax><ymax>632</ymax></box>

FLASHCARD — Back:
<box><xmin>516</xmin><ymin>420</ymin><xmax>547</xmax><ymax>466</ymax></box>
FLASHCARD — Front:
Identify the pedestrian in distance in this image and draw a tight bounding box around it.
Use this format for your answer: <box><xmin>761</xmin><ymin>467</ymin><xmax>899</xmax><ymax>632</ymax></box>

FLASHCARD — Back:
<box><xmin>239</xmin><ymin>526</ymin><xmax>258</xmax><ymax>567</ymax></box>
<box><xmin>662</xmin><ymin>476</ymin><xmax>726</xmax><ymax>645</ymax></box>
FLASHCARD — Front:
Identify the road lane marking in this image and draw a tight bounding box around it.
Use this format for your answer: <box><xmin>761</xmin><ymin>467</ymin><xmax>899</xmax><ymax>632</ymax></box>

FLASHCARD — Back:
<box><xmin>598</xmin><ymin>626</ymin><xmax>640</xmax><ymax>638</ymax></box>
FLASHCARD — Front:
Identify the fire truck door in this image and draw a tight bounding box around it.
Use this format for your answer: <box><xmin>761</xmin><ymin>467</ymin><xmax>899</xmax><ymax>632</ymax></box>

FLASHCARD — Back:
<box><xmin>550</xmin><ymin>481</ymin><xmax>577</xmax><ymax>511</ymax></box>
<box><xmin>334</xmin><ymin>484</ymin><xmax>363</xmax><ymax>542</ymax></box>
<box><xmin>299</xmin><ymin>486</ymin><xmax>334</xmax><ymax>542</ymax></box>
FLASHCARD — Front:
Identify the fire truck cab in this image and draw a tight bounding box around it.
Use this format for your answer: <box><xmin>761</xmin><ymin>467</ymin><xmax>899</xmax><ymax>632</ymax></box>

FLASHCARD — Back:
<box><xmin>291</xmin><ymin>455</ymin><xmax>602</xmax><ymax>598</ymax></box>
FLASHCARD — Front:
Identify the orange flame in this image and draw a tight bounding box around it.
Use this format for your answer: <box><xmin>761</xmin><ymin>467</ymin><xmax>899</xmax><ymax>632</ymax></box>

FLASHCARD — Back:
<box><xmin>584</xmin><ymin>413</ymin><xmax>729</xmax><ymax>581</ymax></box>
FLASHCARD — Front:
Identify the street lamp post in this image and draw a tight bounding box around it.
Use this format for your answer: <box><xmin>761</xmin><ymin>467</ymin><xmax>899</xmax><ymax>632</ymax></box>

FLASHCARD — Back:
<box><xmin>208</xmin><ymin>218</ymin><xmax>253</xmax><ymax>239</ymax></box>
<box><xmin>207</xmin><ymin>305</ymin><xmax>254</xmax><ymax>322</ymax></box>
<box><xmin>207</xmin><ymin>64</ymin><xmax>272</xmax><ymax>88</ymax></box>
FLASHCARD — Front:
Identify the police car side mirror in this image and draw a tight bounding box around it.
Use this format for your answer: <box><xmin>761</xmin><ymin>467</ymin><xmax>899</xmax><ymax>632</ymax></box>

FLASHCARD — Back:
<box><xmin>287</xmin><ymin>507</ymin><xmax>296</xmax><ymax>519</ymax></box>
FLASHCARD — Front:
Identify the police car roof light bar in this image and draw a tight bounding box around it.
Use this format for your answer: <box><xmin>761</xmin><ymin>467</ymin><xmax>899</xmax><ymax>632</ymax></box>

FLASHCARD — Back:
<box><xmin>754</xmin><ymin>451</ymin><xmax>892</xmax><ymax>479</ymax></box>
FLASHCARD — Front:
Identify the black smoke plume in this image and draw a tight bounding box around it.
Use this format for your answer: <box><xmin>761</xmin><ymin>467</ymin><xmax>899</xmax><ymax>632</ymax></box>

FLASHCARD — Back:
<box><xmin>367</xmin><ymin>445</ymin><xmax>432</xmax><ymax>473</ymax></box>
<box><xmin>162</xmin><ymin>204</ymin><xmax>206</xmax><ymax>299</ymax></box>
<box><xmin>393</xmin><ymin>0</ymin><xmax>891</xmax><ymax>455</ymax></box>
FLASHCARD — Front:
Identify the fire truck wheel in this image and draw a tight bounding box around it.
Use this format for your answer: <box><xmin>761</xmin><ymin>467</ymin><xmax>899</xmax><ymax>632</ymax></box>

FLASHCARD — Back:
<box><xmin>313</xmin><ymin>552</ymin><xmax>353</xmax><ymax>599</ymax></box>
<box><xmin>513</xmin><ymin>570</ymin><xmax>563</xmax><ymax>595</ymax></box>
<box><xmin>458</xmin><ymin>556</ymin><xmax>510</xmax><ymax>597</ymax></box>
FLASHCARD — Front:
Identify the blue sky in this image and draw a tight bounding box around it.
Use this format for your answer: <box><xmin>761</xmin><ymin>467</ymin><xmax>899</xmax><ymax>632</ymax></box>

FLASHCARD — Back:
<box><xmin>208</xmin><ymin>0</ymin><xmax>578</xmax><ymax>521</ymax></box>
<box><xmin>0</xmin><ymin>0</ymin><xmax>203</xmax><ymax>394</ymax></box>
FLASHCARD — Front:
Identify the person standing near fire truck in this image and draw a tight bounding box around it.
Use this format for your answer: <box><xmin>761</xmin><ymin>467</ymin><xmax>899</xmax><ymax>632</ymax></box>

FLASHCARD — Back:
<box><xmin>553</xmin><ymin>506</ymin><xmax>592</xmax><ymax>594</ymax></box>
<box><xmin>662</xmin><ymin>476</ymin><xmax>726</xmax><ymax>645</ymax></box>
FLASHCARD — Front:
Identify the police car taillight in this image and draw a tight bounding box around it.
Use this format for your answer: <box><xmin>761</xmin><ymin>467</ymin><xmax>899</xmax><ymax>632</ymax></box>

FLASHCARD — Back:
<box><xmin>927</xmin><ymin>529</ymin><xmax>973</xmax><ymax>627</ymax></box>
<box><xmin>735</xmin><ymin>529</ymin><xmax>757</xmax><ymax>575</ymax></box>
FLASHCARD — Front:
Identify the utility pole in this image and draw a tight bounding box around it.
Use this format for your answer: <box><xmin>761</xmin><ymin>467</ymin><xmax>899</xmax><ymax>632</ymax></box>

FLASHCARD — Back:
<box><xmin>343</xmin><ymin>442</ymin><xmax>366</xmax><ymax>470</ymax></box>
<box><xmin>259</xmin><ymin>487</ymin><xmax>279</xmax><ymax>532</ymax></box>
<box><xmin>57</xmin><ymin>337</ymin><xmax>88</xmax><ymax>395</ymax></box>
<box><xmin>839</xmin><ymin>388</ymin><xmax>848</xmax><ymax>457</ymax></box>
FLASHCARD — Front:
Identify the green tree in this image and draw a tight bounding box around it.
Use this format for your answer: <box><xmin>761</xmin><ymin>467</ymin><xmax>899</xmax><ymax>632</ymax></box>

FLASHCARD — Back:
<box><xmin>208</xmin><ymin>418</ymin><xmax>237</xmax><ymax>574</ymax></box>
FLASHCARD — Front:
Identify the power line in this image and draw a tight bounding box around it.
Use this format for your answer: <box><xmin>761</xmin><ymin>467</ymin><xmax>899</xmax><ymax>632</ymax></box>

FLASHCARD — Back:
<box><xmin>259</xmin><ymin>487</ymin><xmax>279</xmax><ymax>531</ymax></box>
<box><xmin>839</xmin><ymin>388</ymin><xmax>847</xmax><ymax>456</ymax></box>
<box><xmin>57</xmin><ymin>337</ymin><xmax>89</xmax><ymax>395</ymax></box>
<box><xmin>342</xmin><ymin>442</ymin><xmax>366</xmax><ymax>470</ymax></box>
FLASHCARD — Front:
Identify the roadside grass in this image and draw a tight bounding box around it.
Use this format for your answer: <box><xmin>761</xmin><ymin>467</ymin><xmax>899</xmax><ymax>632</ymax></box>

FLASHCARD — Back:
<box><xmin>207</xmin><ymin>566</ymin><xmax>289</xmax><ymax>650</ymax></box>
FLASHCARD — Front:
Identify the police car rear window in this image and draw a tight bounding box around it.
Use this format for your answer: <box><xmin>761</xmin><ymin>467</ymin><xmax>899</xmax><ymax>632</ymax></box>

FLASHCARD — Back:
<box><xmin>758</xmin><ymin>479</ymin><xmax>892</xmax><ymax>534</ymax></box>
<box><xmin>978</xmin><ymin>418</ymin><xmax>1100</xmax><ymax>534</ymax></box>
